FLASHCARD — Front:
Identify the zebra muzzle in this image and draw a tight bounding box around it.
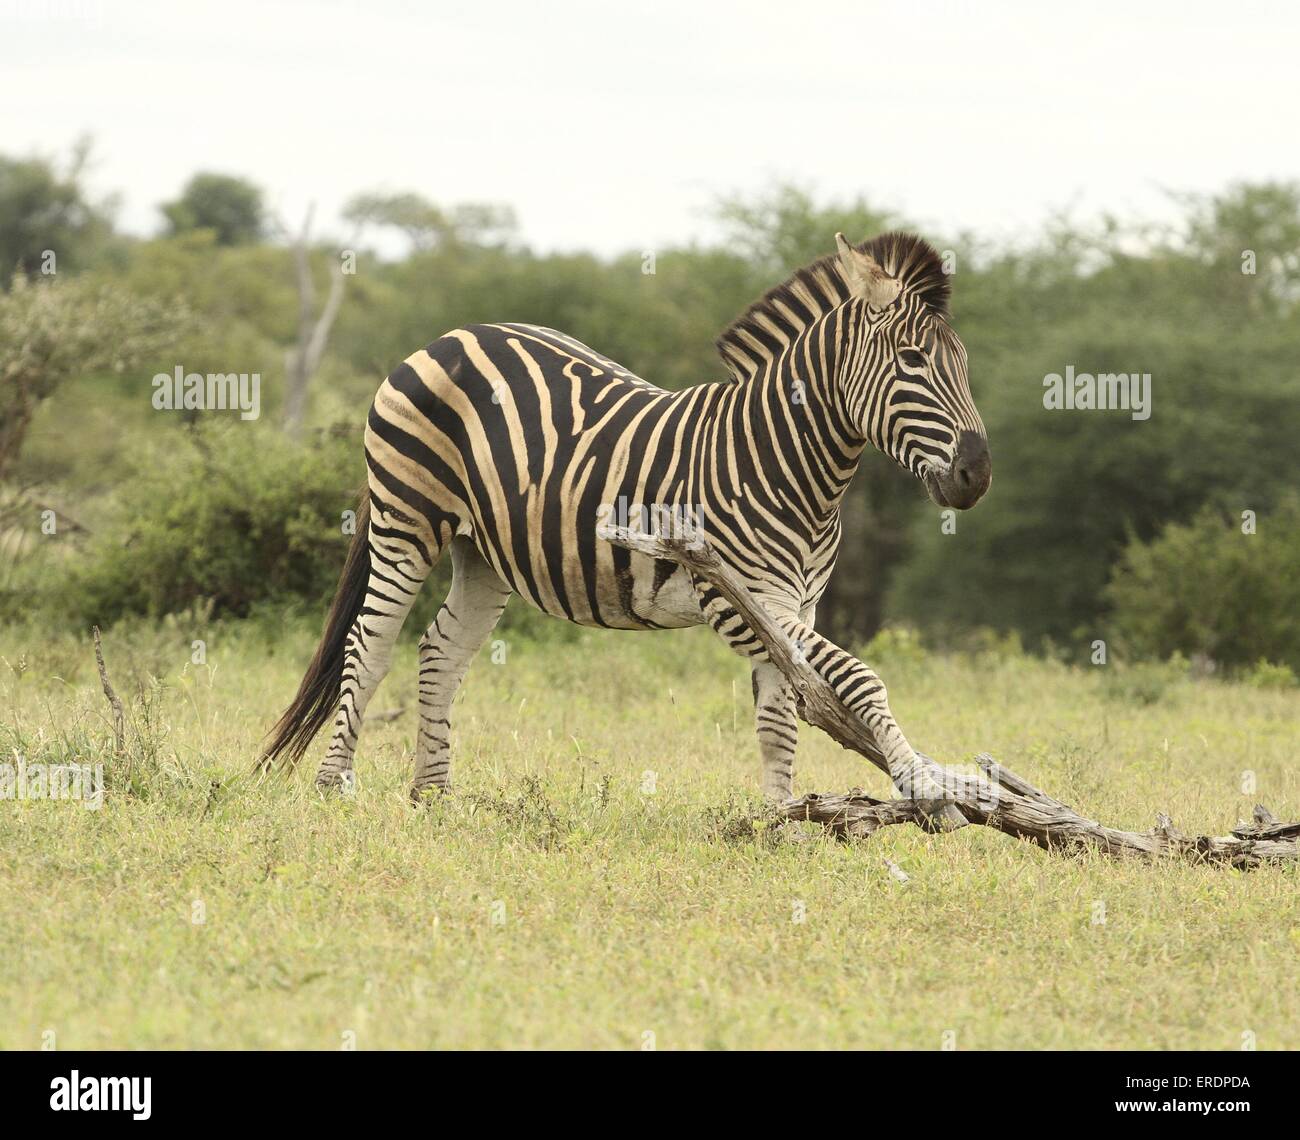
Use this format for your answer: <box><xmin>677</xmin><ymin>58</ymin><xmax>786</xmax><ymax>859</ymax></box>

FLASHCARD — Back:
<box><xmin>926</xmin><ymin>431</ymin><xmax>991</xmax><ymax>510</ymax></box>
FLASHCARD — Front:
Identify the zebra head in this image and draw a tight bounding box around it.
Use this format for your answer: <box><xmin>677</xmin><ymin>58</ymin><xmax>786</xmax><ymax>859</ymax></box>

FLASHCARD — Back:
<box><xmin>835</xmin><ymin>232</ymin><xmax>991</xmax><ymax>510</ymax></box>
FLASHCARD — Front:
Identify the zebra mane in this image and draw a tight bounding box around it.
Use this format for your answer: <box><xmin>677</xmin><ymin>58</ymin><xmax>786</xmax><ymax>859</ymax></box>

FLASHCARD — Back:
<box><xmin>715</xmin><ymin>231</ymin><xmax>951</xmax><ymax>383</ymax></box>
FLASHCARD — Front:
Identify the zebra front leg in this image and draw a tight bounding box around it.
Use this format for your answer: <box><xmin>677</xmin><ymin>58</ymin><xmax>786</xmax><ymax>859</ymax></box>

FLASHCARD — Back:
<box><xmin>699</xmin><ymin>586</ymin><xmax>961</xmax><ymax>827</ymax></box>
<box><xmin>411</xmin><ymin>538</ymin><xmax>511</xmax><ymax>802</ymax></box>
<box><xmin>775</xmin><ymin>615</ymin><xmax>965</xmax><ymax>828</ymax></box>
<box><xmin>752</xmin><ymin>661</ymin><xmax>797</xmax><ymax>800</ymax></box>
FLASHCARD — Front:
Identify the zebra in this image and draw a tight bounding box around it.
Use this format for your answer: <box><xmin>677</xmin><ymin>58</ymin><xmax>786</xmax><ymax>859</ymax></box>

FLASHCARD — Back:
<box><xmin>261</xmin><ymin>232</ymin><xmax>991</xmax><ymax>812</ymax></box>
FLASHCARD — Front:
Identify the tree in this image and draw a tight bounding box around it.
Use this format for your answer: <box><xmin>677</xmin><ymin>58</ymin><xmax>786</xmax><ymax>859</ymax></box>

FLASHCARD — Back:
<box><xmin>1180</xmin><ymin>181</ymin><xmax>1300</xmax><ymax>310</ymax></box>
<box><xmin>0</xmin><ymin>138</ymin><xmax>113</xmax><ymax>283</ymax></box>
<box><xmin>715</xmin><ymin>184</ymin><xmax>900</xmax><ymax>273</ymax></box>
<box><xmin>888</xmin><ymin>185</ymin><xmax>1300</xmax><ymax>651</ymax></box>
<box><xmin>161</xmin><ymin>173</ymin><xmax>265</xmax><ymax>246</ymax></box>
<box><xmin>0</xmin><ymin>274</ymin><xmax>184</xmax><ymax>479</ymax></box>
<box><xmin>342</xmin><ymin>191</ymin><xmax>516</xmax><ymax>252</ymax></box>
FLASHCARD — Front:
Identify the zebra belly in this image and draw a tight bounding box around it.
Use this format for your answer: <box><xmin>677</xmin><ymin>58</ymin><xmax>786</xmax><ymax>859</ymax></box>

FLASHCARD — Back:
<box><xmin>471</xmin><ymin>525</ymin><xmax>704</xmax><ymax>631</ymax></box>
<box><xmin>614</xmin><ymin>556</ymin><xmax>704</xmax><ymax>629</ymax></box>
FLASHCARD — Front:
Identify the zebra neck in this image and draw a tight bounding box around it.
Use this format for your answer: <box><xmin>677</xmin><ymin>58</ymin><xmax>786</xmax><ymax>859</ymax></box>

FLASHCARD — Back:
<box><xmin>736</xmin><ymin>320</ymin><xmax>868</xmax><ymax>530</ymax></box>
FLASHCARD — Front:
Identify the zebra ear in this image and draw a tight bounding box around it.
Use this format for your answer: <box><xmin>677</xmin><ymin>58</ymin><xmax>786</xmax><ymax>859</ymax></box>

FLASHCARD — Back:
<box><xmin>835</xmin><ymin>233</ymin><xmax>901</xmax><ymax>308</ymax></box>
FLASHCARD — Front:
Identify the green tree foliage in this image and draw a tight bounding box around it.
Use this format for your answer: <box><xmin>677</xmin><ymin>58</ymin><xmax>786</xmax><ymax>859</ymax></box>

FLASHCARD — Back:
<box><xmin>343</xmin><ymin>191</ymin><xmax>516</xmax><ymax>251</ymax></box>
<box><xmin>715</xmin><ymin>184</ymin><xmax>901</xmax><ymax>272</ymax></box>
<box><xmin>161</xmin><ymin>172</ymin><xmax>266</xmax><ymax>246</ymax></box>
<box><xmin>54</xmin><ymin>424</ymin><xmax>363</xmax><ymax>625</ymax></box>
<box><xmin>0</xmin><ymin>273</ymin><xmax>185</xmax><ymax>478</ymax></box>
<box><xmin>1105</xmin><ymin>498</ymin><xmax>1300</xmax><ymax>671</ymax></box>
<box><xmin>113</xmin><ymin>231</ymin><xmax>299</xmax><ymax>424</ymax></box>
<box><xmin>889</xmin><ymin>183</ymin><xmax>1300</xmax><ymax>651</ymax></box>
<box><xmin>5</xmin><ymin>165</ymin><xmax>1297</xmax><ymax>660</ymax></box>
<box><xmin>328</xmin><ymin>242</ymin><xmax>759</xmax><ymax>394</ymax></box>
<box><xmin>0</xmin><ymin>139</ymin><xmax>114</xmax><ymax>282</ymax></box>
<box><xmin>1181</xmin><ymin>181</ymin><xmax>1300</xmax><ymax>309</ymax></box>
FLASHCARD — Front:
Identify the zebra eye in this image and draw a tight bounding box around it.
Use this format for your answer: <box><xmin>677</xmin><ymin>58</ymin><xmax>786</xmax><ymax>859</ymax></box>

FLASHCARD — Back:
<box><xmin>898</xmin><ymin>348</ymin><xmax>929</xmax><ymax>372</ymax></box>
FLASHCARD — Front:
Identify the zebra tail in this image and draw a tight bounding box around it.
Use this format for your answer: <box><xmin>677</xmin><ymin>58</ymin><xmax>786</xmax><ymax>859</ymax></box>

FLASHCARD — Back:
<box><xmin>257</xmin><ymin>492</ymin><xmax>371</xmax><ymax>771</ymax></box>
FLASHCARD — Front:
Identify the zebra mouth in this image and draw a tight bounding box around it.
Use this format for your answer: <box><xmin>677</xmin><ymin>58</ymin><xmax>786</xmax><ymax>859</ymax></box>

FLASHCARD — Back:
<box><xmin>923</xmin><ymin>467</ymin><xmax>952</xmax><ymax>508</ymax></box>
<box><xmin>922</xmin><ymin>442</ymin><xmax>992</xmax><ymax>510</ymax></box>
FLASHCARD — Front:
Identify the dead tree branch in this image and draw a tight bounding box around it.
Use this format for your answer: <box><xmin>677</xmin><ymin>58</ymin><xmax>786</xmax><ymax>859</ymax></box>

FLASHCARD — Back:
<box><xmin>281</xmin><ymin>204</ymin><xmax>354</xmax><ymax>439</ymax></box>
<box><xmin>602</xmin><ymin>527</ymin><xmax>1299</xmax><ymax>869</ymax></box>
<box><xmin>92</xmin><ymin>625</ymin><xmax>124</xmax><ymax>756</ymax></box>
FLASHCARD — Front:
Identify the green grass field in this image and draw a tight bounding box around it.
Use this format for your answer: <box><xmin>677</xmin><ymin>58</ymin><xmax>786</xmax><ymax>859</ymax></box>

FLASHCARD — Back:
<box><xmin>1</xmin><ymin>616</ymin><xmax>1297</xmax><ymax>1050</ymax></box>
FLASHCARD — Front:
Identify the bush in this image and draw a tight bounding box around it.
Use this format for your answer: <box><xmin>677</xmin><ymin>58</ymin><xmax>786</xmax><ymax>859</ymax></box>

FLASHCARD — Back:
<box><xmin>1105</xmin><ymin>496</ymin><xmax>1300</xmax><ymax>671</ymax></box>
<box><xmin>861</xmin><ymin>625</ymin><xmax>929</xmax><ymax>668</ymax></box>
<box><xmin>1098</xmin><ymin>659</ymin><xmax>1185</xmax><ymax>706</ymax></box>
<box><xmin>47</xmin><ymin>421</ymin><xmax>364</xmax><ymax>626</ymax></box>
<box><xmin>1242</xmin><ymin>658</ymin><xmax>1298</xmax><ymax>689</ymax></box>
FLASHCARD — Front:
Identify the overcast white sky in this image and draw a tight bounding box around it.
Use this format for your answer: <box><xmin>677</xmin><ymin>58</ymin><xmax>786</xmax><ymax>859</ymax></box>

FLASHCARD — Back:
<box><xmin>3</xmin><ymin>0</ymin><xmax>1297</xmax><ymax>255</ymax></box>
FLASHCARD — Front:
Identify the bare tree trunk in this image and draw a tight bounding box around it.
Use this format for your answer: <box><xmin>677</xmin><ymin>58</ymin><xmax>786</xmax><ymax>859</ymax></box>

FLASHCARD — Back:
<box><xmin>603</xmin><ymin>526</ymin><xmax>1300</xmax><ymax>870</ymax></box>
<box><xmin>0</xmin><ymin>385</ymin><xmax>37</xmax><ymax>481</ymax></box>
<box><xmin>283</xmin><ymin>205</ymin><xmax>348</xmax><ymax>440</ymax></box>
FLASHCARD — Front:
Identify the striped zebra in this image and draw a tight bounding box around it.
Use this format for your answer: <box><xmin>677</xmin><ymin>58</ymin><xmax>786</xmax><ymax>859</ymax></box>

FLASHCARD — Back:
<box><xmin>262</xmin><ymin>232</ymin><xmax>991</xmax><ymax>809</ymax></box>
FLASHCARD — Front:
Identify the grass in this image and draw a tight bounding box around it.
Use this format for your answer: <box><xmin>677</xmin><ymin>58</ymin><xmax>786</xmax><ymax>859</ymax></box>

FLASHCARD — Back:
<box><xmin>1</xmin><ymin>615</ymin><xmax>1297</xmax><ymax>1050</ymax></box>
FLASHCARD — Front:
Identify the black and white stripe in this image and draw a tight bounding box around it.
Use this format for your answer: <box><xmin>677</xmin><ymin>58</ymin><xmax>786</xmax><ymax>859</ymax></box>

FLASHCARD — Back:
<box><xmin>262</xmin><ymin>232</ymin><xmax>991</xmax><ymax>802</ymax></box>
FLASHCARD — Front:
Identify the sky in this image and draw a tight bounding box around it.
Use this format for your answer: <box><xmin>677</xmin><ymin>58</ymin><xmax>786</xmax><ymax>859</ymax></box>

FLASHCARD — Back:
<box><xmin>3</xmin><ymin>0</ymin><xmax>1298</xmax><ymax>256</ymax></box>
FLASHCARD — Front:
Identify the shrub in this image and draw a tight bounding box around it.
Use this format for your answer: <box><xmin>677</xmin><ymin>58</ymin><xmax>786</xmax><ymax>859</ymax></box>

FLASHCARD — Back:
<box><xmin>48</xmin><ymin>421</ymin><xmax>363</xmax><ymax>626</ymax></box>
<box><xmin>1098</xmin><ymin>660</ymin><xmax>1185</xmax><ymax>706</ymax></box>
<box><xmin>1242</xmin><ymin>658</ymin><xmax>1298</xmax><ymax>689</ymax></box>
<box><xmin>861</xmin><ymin>625</ymin><xmax>929</xmax><ymax>668</ymax></box>
<box><xmin>955</xmin><ymin>626</ymin><xmax>1027</xmax><ymax>663</ymax></box>
<box><xmin>1105</xmin><ymin>497</ymin><xmax>1300</xmax><ymax>672</ymax></box>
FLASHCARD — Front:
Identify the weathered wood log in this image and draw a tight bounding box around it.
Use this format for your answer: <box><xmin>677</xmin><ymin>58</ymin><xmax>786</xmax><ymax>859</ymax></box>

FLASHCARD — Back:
<box><xmin>779</xmin><ymin>779</ymin><xmax>1300</xmax><ymax>870</ymax></box>
<box><xmin>602</xmin><ymin>527</ymin><xmax>1300</xmax><ymax>869</ymax></box>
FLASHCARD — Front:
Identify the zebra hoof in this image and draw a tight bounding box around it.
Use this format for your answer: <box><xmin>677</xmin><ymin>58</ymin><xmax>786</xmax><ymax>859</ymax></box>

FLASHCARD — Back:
<box><xmin>895</xmin><ymin>763</ymin><xmax>968</xmax><ymax>832</ymax></box>
<box><xmin>915</xmin><ymin>799</ymin><xmax>968</xmax><ymax>833</ymax></box>
<box><xmin>314</xmin><ymin>771</ymin><xmax>355</xmax><ymax>795</ymax></box>
<box><xmin>409</xmin><ymin>782</ymin><xmax>449</xmax><ymax>807</ymax></box>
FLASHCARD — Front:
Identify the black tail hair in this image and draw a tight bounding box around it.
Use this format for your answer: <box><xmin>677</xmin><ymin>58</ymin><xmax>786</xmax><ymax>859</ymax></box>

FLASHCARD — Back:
<box><xmin>258</xmin><ymin>492</ymin><xmax>371</xmax><ymax>771</ymax></box>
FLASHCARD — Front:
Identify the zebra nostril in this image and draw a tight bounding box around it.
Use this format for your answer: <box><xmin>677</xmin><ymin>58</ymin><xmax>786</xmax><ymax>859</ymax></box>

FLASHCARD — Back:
<box><xmin>946</xmin><ymin>430</ymin><xmax>991</xmax><ymax>507</ymax></box>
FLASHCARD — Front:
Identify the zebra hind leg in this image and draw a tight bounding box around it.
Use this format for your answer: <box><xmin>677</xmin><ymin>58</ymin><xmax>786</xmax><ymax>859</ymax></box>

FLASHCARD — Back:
<box><xmin>411</xmin><ymin>537</ymin><xmax>511</xmax><ymax>802</ymax></box>
<box><xmin>695</xmin><ymin>583</ymin><xmax>805</xmax><ymax>801</ymax></box>
<box><xmin>314</xmin><ymin>525</ymin><xmax>438</xmax><ymax>792</ymax></box>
